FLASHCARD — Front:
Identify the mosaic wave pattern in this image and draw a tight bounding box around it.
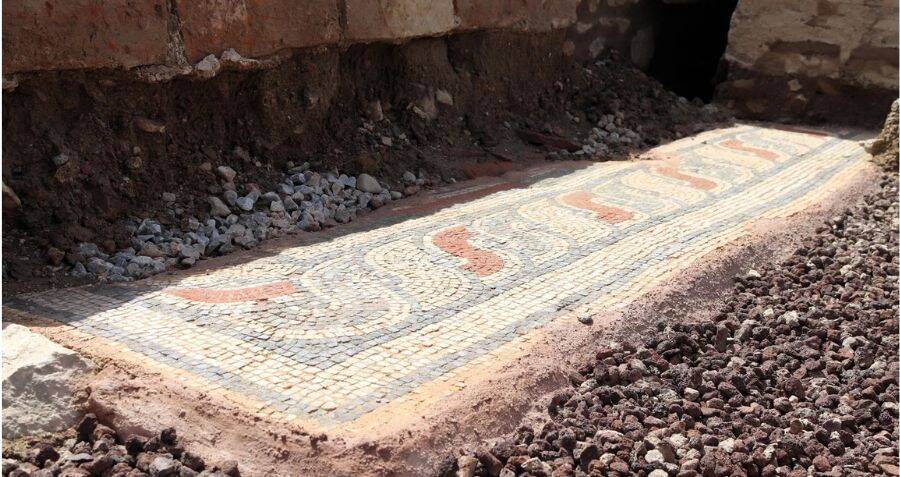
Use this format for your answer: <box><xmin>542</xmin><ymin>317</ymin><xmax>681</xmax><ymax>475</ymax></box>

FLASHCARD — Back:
<box><xmin>5</xmin><ymin>124</ymin><xmax>866</xmax><ymax>427</ymax></box>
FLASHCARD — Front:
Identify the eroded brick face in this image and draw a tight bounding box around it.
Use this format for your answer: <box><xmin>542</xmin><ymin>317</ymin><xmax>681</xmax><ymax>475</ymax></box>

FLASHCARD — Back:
<box><xmin>3</xmin><ymin>0</ymin><xmax>586</xmax><ymax>72</ymax></box>
<box><xmin>3</xmin><ymin>0</ymin><xmax>169</xmax><ymax>72</ymax></box>
<box><xmin>456</xmin><ymin>0</ymin><xmax>578</xmax><ymax>31</ymax></box>
<box><xmin>175</xmin><ymin>0</ymin><xmax>340</xmax><ymax>62</ymax></box>
<box><xmin>720</xmin><ymin>0</ymin><xmax>898</xmax><ymax>125</ymax></box>
<box><xmin>344</xmin><ymin>0</ymin><xmax>457</xmax><ymax>42</ymax></box>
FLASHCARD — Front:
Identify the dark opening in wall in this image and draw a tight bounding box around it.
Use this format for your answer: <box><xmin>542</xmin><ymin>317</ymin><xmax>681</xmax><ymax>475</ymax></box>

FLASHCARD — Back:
<box><xmin>648</xmin><ymin>0</ymin><xmax>739</xmax><ymax>102</ymax></box>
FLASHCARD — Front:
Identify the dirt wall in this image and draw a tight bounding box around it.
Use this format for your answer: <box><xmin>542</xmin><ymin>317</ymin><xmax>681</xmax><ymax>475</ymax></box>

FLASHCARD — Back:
<box><xmin>3</xmin><ymin>24</ymin><xmax>735</xmax><ymax>291</ymax></box>
<box><xmin>717</xmin><ymin>0</ymin><xmax>899</xmax><ymax>126</ymax></box>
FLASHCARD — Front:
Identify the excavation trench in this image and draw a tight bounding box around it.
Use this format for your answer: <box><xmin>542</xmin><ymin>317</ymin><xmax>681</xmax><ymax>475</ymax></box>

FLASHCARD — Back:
<box><xmin>2</xmin><ymin>30</ymin><xmax>729</xmax><ymax>294</ymax></box>
<box><xmin>1</xmin><ymin>5</ymin><xmax>896</xmax><ymax>477</ymax></box>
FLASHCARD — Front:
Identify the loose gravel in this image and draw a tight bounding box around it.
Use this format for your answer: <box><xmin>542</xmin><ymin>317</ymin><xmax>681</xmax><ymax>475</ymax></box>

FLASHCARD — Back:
<box><xmin>62</xmin><ymin>165</ymin><xmax>426</xmax><ymax>283</ymax></box>
<box><xmin>443</xmin><ymin>174</ymin><xmax>898</xmax><ymax>477</ymax></box>
<box><xmin>2</xmin><ymin>414</ymin><xmax>238</xmax><ymax>477</ymax></box>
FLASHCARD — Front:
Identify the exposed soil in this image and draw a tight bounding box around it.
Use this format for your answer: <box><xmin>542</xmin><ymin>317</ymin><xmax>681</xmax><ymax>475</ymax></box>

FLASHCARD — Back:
<box><xmin>441</xmin><ymin>172</ymin><xmax>898</xmax><ymax>477</ymax></box>
<box><xmin>2</xmin><ymin>30</ymin><xmax>730</xmax><ymax>295</ymax></box>
<box><xmin>717</xmin><ymin>67</ymin><xmax>898</xmax><ymax>129</ymax></box>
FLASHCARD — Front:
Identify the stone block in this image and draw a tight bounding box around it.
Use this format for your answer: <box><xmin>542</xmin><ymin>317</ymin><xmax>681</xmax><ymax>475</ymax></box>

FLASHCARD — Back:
<box><xmin>175</xmin><ymin>0</ymin><xmax>341</xmax><ymax>62</ymax></box>
<box><xmin>2</xmin><ymin>324</ymin><xmax>94</xmax><ymax>439</ymax></box>
<box><xmin>3</xmin><ymin>0</ymin><xmax>170</xmax><ymax>73</ymax></box>
<box><xmin>456</xmin><ymin>0</ymin><xmax>578</xmax><ymax>32</ymax></box>
<box><xmin>345</xmin><ymin>0</ymin><xmax>457</xmax><ymax>42</ymax></box>
<box><xmin>725</xmin><ymin>0</ymin><xmax>898</xmax><ymax>89</ymax></box>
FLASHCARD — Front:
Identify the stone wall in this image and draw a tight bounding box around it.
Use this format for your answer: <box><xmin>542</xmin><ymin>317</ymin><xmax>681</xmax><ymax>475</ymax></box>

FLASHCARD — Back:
<box><xmin>2</xmin><ymin>0</ymin><xmax>571</xmax><ymax>74</ymax></box>
<box><xmin>3</xmin><ymin>0</ymin><xmax>662</xmax><ymax>76</ymax></box>
<box><xmin>4</xmin><ymin>0</ymin><xmax>172</xmax><ymax>72</ymax></box>
<box><xmin>717</xmin><ymin>0</ymin><xmax>899</xmax><ymax>126</ymax></box>
<box><xmin>564</xmin><ymin>0</ymin><xmax>659</xmax><ymax>68</ymax></box>
<box><xmin>7</xmin><ymin>0</ymin><xmax>897</xmax><ymax>127</ymax></box>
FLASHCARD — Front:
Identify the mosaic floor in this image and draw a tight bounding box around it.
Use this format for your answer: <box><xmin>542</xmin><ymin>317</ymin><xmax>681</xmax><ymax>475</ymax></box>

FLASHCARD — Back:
<box><xmin>5</xmin><ymin>124</ymin><xmax>869</xmax><ymax>429</ymax></box>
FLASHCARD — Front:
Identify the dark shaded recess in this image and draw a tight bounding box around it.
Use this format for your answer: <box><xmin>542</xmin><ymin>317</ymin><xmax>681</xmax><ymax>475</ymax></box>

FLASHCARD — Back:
<box><xmin>648</xmin><ymin>0</ymin><xmax>739</xmax><ymax>102</ymax></box>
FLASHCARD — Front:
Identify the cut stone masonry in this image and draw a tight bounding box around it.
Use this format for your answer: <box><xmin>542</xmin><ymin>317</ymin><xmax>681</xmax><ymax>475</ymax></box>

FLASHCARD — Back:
<box><xmin>4</xmin><ymin>0</ymin><xmax>582</xmax><ymax>74</ymax></box>
<box><xmin>717</xmin><ymin>0</ymin><xmax>899</xmax><ymax>125</ymax></box>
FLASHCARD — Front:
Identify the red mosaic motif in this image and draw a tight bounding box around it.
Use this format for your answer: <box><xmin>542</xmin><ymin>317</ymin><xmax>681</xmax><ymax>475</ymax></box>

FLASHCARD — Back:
<box><xmin>433</xmin><ymin>226</ymin><xmax>504</xmax><ymax>276</ymax></box>
<box><xmin>561</xmin><ymin>191</ymin><xmax>634</xmax><ymax>223</ymax></box>
<box><xmin>166</xmin><ymin>281</ymin><xmax>296</xmax><ymax>303</ymax></box>
<box><xmin>720</xmin><ymin>139</ymin><xmax>779</xmax><ymax>160</ymax></box>
<box><xmin>656</xmin><ymin>165</ymin><xmax>717</xmax><ymax>190</ymax></box>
